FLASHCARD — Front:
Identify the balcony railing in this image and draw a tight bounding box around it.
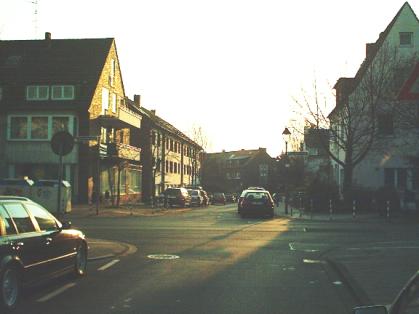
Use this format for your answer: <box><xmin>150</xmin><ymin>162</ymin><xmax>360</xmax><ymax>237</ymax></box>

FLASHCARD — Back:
<box><xmin>100</xmin><ymin>105</ymin><xmax>141</xmax><ymax>128</ymax></box>
<box><xmin>118</xmin><ymin>105</ymin><xmax>141</xmax><ymax>128</ymax></box>
<box><xmin>100</xmin><ymin>142</ymin><xmax>141</xmax><ymax>162</ymax></box>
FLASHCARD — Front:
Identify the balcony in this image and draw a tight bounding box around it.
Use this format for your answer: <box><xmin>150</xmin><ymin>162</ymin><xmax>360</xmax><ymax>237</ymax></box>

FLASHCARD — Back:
<box><xmin>98</xmin><ymin>105</ymin><xmax>141</xmax><ymax>129</ymax></box>
<box><xmin>100</xmin><ymin>142</ymin><xmax>141</xmax><ymax>162</ymax></box>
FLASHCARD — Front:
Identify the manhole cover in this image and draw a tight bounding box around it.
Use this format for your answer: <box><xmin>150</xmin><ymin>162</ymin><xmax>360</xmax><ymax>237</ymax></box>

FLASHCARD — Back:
<box><xmin>147</xmin><ymin>254</ymin><xmax>180</xmax><ymax>260</ymax></box>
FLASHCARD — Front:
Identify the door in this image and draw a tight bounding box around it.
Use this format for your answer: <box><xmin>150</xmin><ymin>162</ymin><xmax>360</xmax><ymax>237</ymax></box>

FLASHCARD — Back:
<box><xmin>24</xmin><ymin>203</ymin><xmax>75</xmax><ymax>275</ymax></box>
<box><xmin>2</xmin><ymin>203</ymin><xmax>46</xmax><ymax>284</ymax></box>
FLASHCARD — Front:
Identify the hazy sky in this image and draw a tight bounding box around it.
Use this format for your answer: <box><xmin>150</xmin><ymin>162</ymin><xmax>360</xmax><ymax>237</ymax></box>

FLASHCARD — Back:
<box><xmin>0</xmin><ymin>0</ymin><xmax>415</xmax><ymax>156</ymax></box>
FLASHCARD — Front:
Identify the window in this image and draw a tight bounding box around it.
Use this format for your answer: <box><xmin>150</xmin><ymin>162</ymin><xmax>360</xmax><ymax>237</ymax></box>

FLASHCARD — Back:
<box><xmin>25</xmin><ymin>203</ymin><xmax>57</xmax><ymax>231</ymax></box>
<box><xmin>400</xmin><ymin>32</ymin><xmax>413</xmax><ymax>47</ymax></box>
<box><xmin>51</xmin><ymin>85</ymin><xmax>74</xmax><ymax>100</ymax></box>
<box><xmin>10</xmin><ymin>117</ymin><xmax>28</xmax><ymax>139</ymax></box>
<box><xmin>157</xmin><ymin>133</ymin><xmax>161</xmax><ymax>147</ymax></box>
<box><xmin>384</xmin><ymin>168</ymin><xmax>395</xmax><ymax>187</ymax></box>
<box><xmin>166</xmin><ymin>160</ymin><xmax>169</xmax><ymax>173</ymax></box>
<box><xmin>26</xmin><ymin>86</ymin><xmax>49</xmax><ymax>100</ymax></box>
<box><xmin>169</xmin><ymin>161</ymin><xmax>173</xmax><ymax>173</ymax></box>
<box><xmin>0</xmin><ymin>205</ymin><xmax>17</xmax><ymax>235</ymax></box>
<box><xmin>397</xmin><ymin>168</ymin><xmax>407</xmax><ymax>189</ymax></box>
<box><xmin>377</xmin><ymin>114</ymin><xmax>394</xmax><ymax>135</ymax></box>
<box><xmin>111</xmin><ymin>93</ymin><xmax>117</xmax><ymax>113</ymax></box>
<box><xmin>8</xmin><ymin>115</ymin><xmax>75</xmax><ymax>140</ymax></box>
<box><xmin>3</xmin><ymin>203</ymin><xmax>35</xmax><ymax>233</ymax></box>
<box><xmin>52</xmin><ymin>117</ymin><xmax>69</xmax><ymax>134</ymax></box>
<box><xmin>31</xmin><ymin>117</ymin><xmax>48</xmax><ymax>139</ymax></box>
<box><xmin>0</xmin><ymin>87</ymin><xmax>2</xmax><ymax>101</ymax></box>
<box><xmin>102</xmin><ymin>87</ymin><xmax>109</xmax><ymax>113</ymax></box>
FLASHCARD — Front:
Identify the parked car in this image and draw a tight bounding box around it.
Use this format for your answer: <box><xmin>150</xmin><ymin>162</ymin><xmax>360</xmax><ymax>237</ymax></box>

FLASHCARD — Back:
<box><xmin>162</xmin><ymin>187</ymin><xmax>191</xmax><ymax>207</ymax></box>
<box><xmin>200</xmin><ymin>190</ymin><xmax>210</xmax><ymax>206</ymax></box>
<box><xmin>212</xmin><ymin>192</ymin><xmax>226</xmax><ymax>205</ymax></box>
<box><xmin>0</xmin><ymin>196</ymin><xmax>87</xmax><ymax>312</ymax></box>
<box><xmin>238</xmin><ymin>190</ymin><xmax>274</xmax><ymax>218</ymax></box>
<box><xmin>353</xmin><ymin>270</ymin><xmax>419</xmax><ymax>314</ymax></box>
<box><xmin>225</xmin><ymin>193</ymin><xmax>236</xmax><ymax>203</ymax></box>
<box><xmin>188</xmin><ymin>189</ymin><xmax>204</xmax><ymax>207</ymax></box>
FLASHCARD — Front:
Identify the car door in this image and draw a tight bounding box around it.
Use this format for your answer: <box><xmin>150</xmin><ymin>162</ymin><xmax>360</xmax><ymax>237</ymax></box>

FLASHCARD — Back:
<box><xmin>2</xmin><ymin>202</ymin><xmax>47</xmax><ymax>284</ymax></box>
<box><xmin>24</xmin><ymin>202</ymin><xmax>75</xmax><ymax>275</ymax></box>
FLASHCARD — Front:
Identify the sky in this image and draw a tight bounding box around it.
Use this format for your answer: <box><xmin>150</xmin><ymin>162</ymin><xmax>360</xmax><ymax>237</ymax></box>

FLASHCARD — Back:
<box><xmin>0</xmin><ymin>0</ymin><xmax>416</xmax><ymax>156</ymax></box>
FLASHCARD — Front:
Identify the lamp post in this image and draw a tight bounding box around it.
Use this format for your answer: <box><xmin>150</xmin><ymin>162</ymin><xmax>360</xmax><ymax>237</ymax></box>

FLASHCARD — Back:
<box><xmin>282</xmin><ymin>127</ymin><xmax>291</xmax><ymax>215</ymax></box>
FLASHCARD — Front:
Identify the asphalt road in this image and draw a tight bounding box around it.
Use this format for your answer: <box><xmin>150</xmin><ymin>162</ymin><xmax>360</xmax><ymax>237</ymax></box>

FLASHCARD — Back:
<box><xmin>16</xmin><ymin>204</ymin><xmax>419</xmax><ymax>314</ymax></box>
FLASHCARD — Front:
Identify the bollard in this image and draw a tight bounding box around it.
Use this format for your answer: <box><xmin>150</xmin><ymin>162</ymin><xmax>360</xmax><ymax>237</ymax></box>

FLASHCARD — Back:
<box><xmin>329</xmin><ymin>199</ymin><xmax>333</xmax><ymax>220</ymax></box>
<box><xmin>386</xmin><ymin>200</ymin><xmax>390</xmax><ymax>221</ymax></box>
<box><xmin>352</xmin><ymin>200</ymin><xmax>356</xmax><ymax>219</ymax></box>
<box><xmin>300</xmin><ymin>196</ymin><xmax>303</xmax><ymax>217</ymax></box>
<box><xmin>310</xmin><ymin>199</ymin><xmax>313</xmax><ymax>220</ymax></box>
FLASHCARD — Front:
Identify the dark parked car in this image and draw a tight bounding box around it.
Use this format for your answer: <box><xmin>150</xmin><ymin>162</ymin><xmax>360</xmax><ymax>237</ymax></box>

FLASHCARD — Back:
<box><xmin>225</xmin><ymin>193</ymin><xmax>236</xmax><ymax>203</ymax></box>
<box><xmin>238</xmin><ymin>190</ymin><xmax>274</xmax><ymax>218</ymax></box>
<box><xmin>212</xmin><ymin>192</ymin><xmax>226</xmax><ymax>205</ymax></box>
<box><xmin>163</xmin><ymin>187</ymin><xmax>191</xmax><ymax>207</ymax></box>
<box><xmin>0</xmin><ymin>196</ymin><xmax>87</xmax><ymax>312</ymax></box>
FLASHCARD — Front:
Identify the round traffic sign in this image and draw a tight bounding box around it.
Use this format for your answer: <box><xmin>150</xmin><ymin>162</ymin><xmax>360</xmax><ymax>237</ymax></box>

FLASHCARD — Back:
<box><xmin>51</xmin><ymin>131</ymin><xmax>74</xmax><ymax>156</ymax></box>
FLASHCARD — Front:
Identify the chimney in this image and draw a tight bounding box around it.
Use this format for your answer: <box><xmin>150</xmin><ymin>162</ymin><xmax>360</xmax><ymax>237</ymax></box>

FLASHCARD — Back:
<box><xmin>366</xmin><ymin>43</ymin><xmax>375</xmax><ymax>59</ymax></box>
<box><xmin>133</xmin><ymin>94</ymin><xmax>141</xmax><ymax>107</ymax></box>
<box><xmin>150</xmin><ymin>109</ymin><xmax>156</xmax><ymax>115</ymax></box>
<box><xmin>44</xmin><ymin>32</ymin><xmax>52</xmax><ymax>48</ymax></box>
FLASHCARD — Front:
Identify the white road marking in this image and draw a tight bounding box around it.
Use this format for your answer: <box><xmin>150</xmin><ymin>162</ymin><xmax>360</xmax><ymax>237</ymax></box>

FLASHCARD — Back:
<box><xmin>303</xmin><ymin>259</ymin><xmax>325</xmax><ymax>264</ymax></box>
<box><xmin>98</xmin><ymin>259</ymin><xmax>120</xmax><ymax>271</ymax></box>
<box><xmin>37</xmin><ymin>282</ymin><xmax>76</xmax><ymax>302</ymax></box>
<box><xmin>289</xmin><ymin>243</ymin><xmax>296</xmax><ymax>251</ymax></box>
<box><xmin>347</xmin><ymin>246</ymin><xmax>419</xmax><ymax>251</ymax></box>
<box><xmin>333</xmin><ymin>281</ymin><xmax>343</xmax><ymax>285</ymax></box>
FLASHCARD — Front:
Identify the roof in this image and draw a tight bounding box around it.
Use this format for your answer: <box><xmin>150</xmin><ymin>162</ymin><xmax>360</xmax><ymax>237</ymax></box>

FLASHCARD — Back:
<box><xmin>205</xmin><ymin>148</ymin><xmax>271</xmax><ymax>166</ymax></box>
<box><xmin>139</xmin><ymin>106</ymin><xmax>203</xmax><ymax>150</ymax></box>
<box><xmin>329</xmin><ymin>2</ymin><xmax>419</xmax><ymax>116</ymax></box>
<box><xmin>0</xmin><ymin>34</ymin><xmax>113</xmax><ymax>108</ymax></box>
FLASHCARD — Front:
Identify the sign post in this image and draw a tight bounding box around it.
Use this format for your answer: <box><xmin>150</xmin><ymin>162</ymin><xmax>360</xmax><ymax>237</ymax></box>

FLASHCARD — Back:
<box><xmin>51</xmin><ymin>131</ymin><xmax>74</xmax><ymax>216</ymax></box>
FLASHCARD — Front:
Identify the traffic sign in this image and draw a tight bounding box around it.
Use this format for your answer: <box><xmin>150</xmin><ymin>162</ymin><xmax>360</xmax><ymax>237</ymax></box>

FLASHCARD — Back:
<box><xmin>51</xmin><ymin>131</ymin><xmax>74</xmax><ymax>156</ymax></box>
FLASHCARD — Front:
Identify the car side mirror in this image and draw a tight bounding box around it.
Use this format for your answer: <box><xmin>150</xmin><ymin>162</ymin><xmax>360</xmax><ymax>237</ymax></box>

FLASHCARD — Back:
<box><xmin>61</xmin><ymin>221</ymin><xmax>72</xmax><ymax>230</ymax></box>
<box><xmin>353</xmin><ymin>305</ymin><xmax>388</xmax><ymax>314</ymax></box>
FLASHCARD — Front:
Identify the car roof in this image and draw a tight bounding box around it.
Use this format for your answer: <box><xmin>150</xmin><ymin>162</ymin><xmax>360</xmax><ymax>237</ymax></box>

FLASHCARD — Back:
<box><xmin>0</xmin><ymin>196</ymin><xmax>32</xmax><ymax>201</ymax></box>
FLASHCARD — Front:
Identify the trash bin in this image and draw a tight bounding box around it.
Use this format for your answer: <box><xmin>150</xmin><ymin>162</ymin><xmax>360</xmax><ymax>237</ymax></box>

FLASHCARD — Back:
<box><xmin>32</xmin><ymin>180</ymin><xmax>72</xmax><ymax>213</ymax></box>
<box><xmin>0</xmin><ymin>178</ymin><xmax>34</xmax><ymax>198</ymax></box>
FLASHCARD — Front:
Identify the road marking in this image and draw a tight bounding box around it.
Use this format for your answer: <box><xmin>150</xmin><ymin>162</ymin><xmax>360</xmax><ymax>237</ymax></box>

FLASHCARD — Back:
<box><xmin>147</xmin><ymin>254</ymin><xmax>180</xmax><ymax>260</ymax></box>
<box><xmin>289</xmin><ymin>243</ymin><xmax>296</xmax><ymax>251</ymax></box>
<box><xmin>37</xmin><ymin>282</ymin><xmax>76</xmax><ymax>302</ymax></box>
<box><xmin>98</xmin><ymin>259</ymin><xmax>120</xmax><ymax>271</ymax></box>
<box><xmin>347</xmin><ymin>246</ymin><xmax>419</xmax><ymax>251</ymax></box>
<box><xmin>303</xmin><ymin>259</ymin><xmax>325</xmax><ymax>264</ymax></box>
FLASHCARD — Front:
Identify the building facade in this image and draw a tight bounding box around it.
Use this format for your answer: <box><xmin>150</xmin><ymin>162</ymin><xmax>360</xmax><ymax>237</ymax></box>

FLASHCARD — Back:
<box><xmin>202</xmin><ymin>148</ymin><xmax>275</xmax><ymax>193</ymax></box>
<box><xmin>139</xmin><ymin>107</ymin><xmax>202</xmax><ymax>202</ymax></box>
<box><xmin>0</xmin><ymin>32</ymin><xmax>142</xmax><ymax>205</ymax></box>
<box><xmin>329</xmin><ymin>3</ymin><xmax>419</xmax><ymax>206</ymax></box>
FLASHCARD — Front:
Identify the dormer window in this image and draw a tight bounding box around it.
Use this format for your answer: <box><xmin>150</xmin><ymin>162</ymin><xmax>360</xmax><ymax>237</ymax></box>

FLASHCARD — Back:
<box><xmin>26</xmin><ymin>86</ymin><xmax>49</xmax><ymax>100</ymax></box>
<box><xmin>400</xmin><ymin>32</ymin><xmax>413</xmax><ymax>47</ymax></box>
<box><xmin>51</xmin><ymin>85</ymin><xmax>74</xmax><ymax>100</ymax></box>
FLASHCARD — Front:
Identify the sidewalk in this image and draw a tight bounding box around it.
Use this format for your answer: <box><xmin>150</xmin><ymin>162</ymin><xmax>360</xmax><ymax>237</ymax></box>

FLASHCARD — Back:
<box><xmin>65</xmin><ymin>202</ymin><xmax>194</xmax><ymax>218</ymax></box>
<box><xmin>275</xmin><ymin>202</ymin><xmax>418</xmax><ymax>223</ymax></box>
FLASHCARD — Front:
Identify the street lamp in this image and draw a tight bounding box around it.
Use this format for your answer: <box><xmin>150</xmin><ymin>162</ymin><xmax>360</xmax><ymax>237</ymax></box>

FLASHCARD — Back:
<box><xmin>282</xmin><ymin>127</ymin><xmax>291</xmax><ymax>215</ymax></box>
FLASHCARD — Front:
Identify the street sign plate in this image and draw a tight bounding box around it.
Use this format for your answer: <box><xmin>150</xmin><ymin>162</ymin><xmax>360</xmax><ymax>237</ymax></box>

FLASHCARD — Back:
<box><xmin>51</xmin><ymin>131</ymin><xmax>74</xmax><ymax>156</ymax></box>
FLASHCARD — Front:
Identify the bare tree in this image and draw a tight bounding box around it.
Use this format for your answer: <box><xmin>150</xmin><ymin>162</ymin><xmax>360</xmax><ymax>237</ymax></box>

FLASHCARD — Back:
<box><xmin>293</xmin><ymin>43</ymin><xmax>417</xmax><ymax>200</ymax></box>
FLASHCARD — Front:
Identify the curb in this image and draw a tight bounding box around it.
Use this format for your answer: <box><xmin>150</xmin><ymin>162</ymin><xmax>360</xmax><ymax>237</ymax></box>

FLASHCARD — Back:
<box><xmin>87</xmin><ymin>240</ymin><xmax>137</xmax><ymax>261</ymax></box>
<box><xmin>326</xmin><ymin>257</ymin><xmax>372</xmax><ymax>306</ymax></box>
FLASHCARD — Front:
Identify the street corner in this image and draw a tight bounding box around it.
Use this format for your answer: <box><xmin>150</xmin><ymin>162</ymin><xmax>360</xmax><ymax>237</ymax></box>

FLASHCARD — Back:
<box><xmin>87</xmin><ymin>238</ymin><xmax>137</xmax><ymax>261</ymax></box>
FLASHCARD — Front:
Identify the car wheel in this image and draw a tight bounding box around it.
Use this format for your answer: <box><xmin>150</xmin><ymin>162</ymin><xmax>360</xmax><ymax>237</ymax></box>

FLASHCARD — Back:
<box><xmin>0</xmin><ymin>265</ymin><xmax>21</xmax><ymax>312</ymax></box>
<box><xmin>74</xmin><ymin>243</ymin><xmax>88</xmax><ymax>277</ymax></box>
